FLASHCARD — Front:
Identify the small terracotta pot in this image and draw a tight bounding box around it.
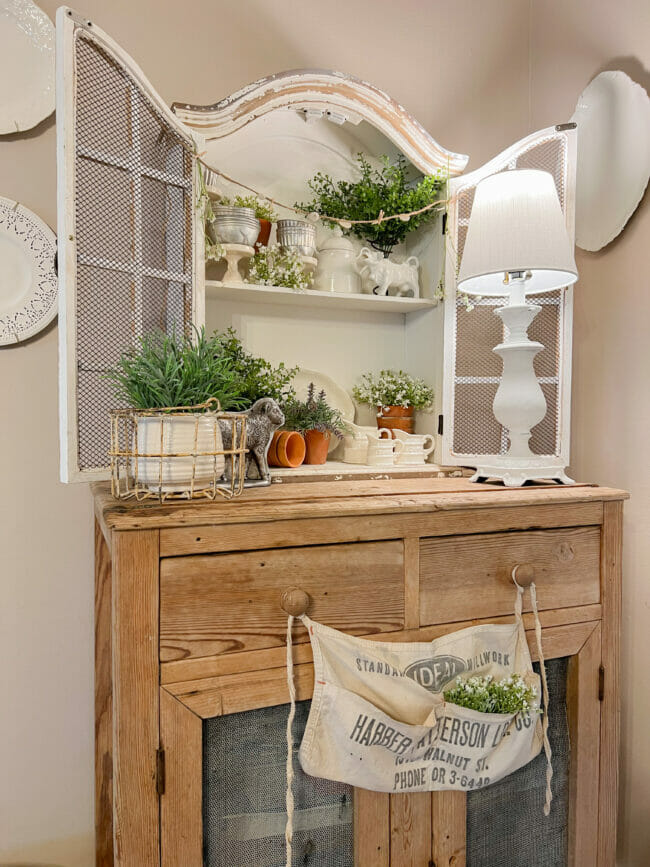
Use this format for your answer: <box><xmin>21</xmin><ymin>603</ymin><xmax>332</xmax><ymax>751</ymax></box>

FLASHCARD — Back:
<box><xmin>268</xmin><ymin>430</ymin><xmax>306</xmax><ymax>468</ymax></box>
<box><xmin>256</xmin><ymin>219</ymin><xmax>272</xmax><ymax>248</ymax></box>
<box><xmin>304</xmin><ymin>429</ymin><xmax>331</xmax><ymax>465</ymax></box>
<box><xmin>376</xmin><ymin>405</ymin><xmax>415</xmax><ymax>437</ymax></box>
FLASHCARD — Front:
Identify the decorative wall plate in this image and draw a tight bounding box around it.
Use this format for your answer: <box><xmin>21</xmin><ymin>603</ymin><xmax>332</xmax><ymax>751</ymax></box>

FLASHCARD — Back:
<box><xmin>571</xmin><ymin>70</ymin><xmax>650</xmax><ymax>252</ymax></box>
<box><xmin>0</xmin><ymin>0</ymin><xmax>55</xmax><ymax>134</ymax></box>
<box><xmin>0</xmin><ymin>196</ymin><xmax>57</xmax><ymax>344</ymax></box>
<box><xmin>293</xmin><ymin>368</ymin><xmax>355</xmax><ymax>454</ymax></box>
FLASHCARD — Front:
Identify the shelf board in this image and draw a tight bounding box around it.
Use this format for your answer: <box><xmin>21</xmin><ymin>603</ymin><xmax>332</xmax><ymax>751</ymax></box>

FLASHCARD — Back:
<box><xmin>270</xmin><ymin>461</ymin><xmax>470</xmax><ymax>483</ymax></box>
<box><xmin>206</xmin><ymin>280</ymin><xmax>437</xmax><ymax>314</ymax></box>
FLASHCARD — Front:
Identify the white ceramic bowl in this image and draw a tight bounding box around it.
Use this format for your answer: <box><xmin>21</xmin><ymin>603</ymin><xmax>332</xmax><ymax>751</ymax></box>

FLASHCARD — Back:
<box><xmin>133</xmin><ymin>414</ymin><xmax>225</xmax><ymax>491</ymax></box>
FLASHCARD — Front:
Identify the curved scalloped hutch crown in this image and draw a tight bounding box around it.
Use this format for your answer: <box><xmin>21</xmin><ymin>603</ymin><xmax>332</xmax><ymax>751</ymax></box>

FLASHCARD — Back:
<box><xmin>172</xmin><ymin>69</ymin><xmax>468</xmax><ymax>178</ymax></box>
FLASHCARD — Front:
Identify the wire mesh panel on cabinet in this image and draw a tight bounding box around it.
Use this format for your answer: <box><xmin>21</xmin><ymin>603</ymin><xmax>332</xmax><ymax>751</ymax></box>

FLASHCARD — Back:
<box><xmin>467</xmin><ymin>657</ymin><xmax>570</xmax><ymax>866</ymax></box>
<box><xmin>57</xmin><ymin>11</ymin><xmax>202</xmax><ymax>482</ymax></box>
<box><xmin>442</xmin><ymin>127</ymin><xmax>576</xmax><ymax>468</ymax></box>
<box><xmin>203</xmin><ymin>701</ymin><xmax>354</xmax><ymax>867</ymax></box>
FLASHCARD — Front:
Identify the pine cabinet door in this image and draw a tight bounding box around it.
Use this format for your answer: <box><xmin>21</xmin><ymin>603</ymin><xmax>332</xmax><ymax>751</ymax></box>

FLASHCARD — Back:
<box><xmin>159</xmin><ymin>632</ymin><xmax>602</xmax><ymax>866</ymax></box>
<box><xmin>441</xmin><ymin>125</ymin><xmax>577</xmax><ymax>470</ymax></box>
<box><xmin>56</xmin><ymin>9</ymin><xmax>204</xmax><ymax>482</ymax></box>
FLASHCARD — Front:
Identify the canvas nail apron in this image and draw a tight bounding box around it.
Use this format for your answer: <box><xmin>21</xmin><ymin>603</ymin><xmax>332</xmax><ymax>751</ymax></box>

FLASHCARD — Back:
<box><xmin>283</xmin><ymin>575</ymin><xmax>553</xmax><ymax>866</ymax></box>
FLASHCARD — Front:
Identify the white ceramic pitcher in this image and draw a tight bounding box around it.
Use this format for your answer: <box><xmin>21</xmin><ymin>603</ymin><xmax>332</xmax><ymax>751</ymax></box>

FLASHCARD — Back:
<box><xmin>366</xmin><ymin>429</ymin><xmax>404</xmax><ymax>467</ymax></box>
<box><xmin>342</xmin><ymin>423</ymin><xmax>391</xmax><ymax>464</ymax></box>
<box><xmin>393</xmin><ymin>429</ymin><xmax>435</xmax><ymax>465</ymax></box>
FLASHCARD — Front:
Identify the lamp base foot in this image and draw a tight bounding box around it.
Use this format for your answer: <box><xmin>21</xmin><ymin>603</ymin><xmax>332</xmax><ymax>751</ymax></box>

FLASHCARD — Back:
<box><xmin>469</xmin><ymin>460</ymin><xmax>574</xmax><ymax>487</ymax></box>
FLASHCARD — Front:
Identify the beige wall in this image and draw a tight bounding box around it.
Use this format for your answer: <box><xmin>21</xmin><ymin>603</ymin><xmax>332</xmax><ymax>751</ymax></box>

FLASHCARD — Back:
<box><xmin>0</xmin><ymin>1</ymin><xmax>646</xmax><ymax>864</ymax></box>
<box><xmin>530</xmin><ymin>2</ymin><xmax>650</xmax><ymax>864</ymax></box>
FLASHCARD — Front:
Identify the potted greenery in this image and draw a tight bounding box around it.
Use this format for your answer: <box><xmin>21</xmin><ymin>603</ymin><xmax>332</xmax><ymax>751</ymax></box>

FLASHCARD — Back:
<box><xmin>107</xmin><ymin>329</ymin><xmax>247</xmax><ymax>491</ymax></box>
<box><xmin>298</xmin><ymin>153</ymin><xmax>446</xmax><ymax>257</ymax></box>
<box><xmin>107</xmin><ymin>328</ymin><xmax>300</xmax><ymax>490</ymax></box>
<box><xmin>281</xmin><ymin>384</ymin><xmax>347</xmax><ymax>464</ymax></box>
<box><xmin>220</xmin><ymin>194</ymin><xmax>278</xmax><ymax>247</ymax></box>
<box><xmin>353</xmin><ymin>369</ymin><xmax>434</xmax><ymax>434</ymax></box>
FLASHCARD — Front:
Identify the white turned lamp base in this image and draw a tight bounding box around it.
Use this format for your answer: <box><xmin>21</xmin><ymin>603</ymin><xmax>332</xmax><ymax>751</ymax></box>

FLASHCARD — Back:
<box><xmin>470</xmin><ymin>460</ymin><xmax>575</xmax><ymax>487</ymax></box>
<box><xmin>472</xmin><ymin>277</ymin><xmax>573</xmax><ymax>487</ymax></box>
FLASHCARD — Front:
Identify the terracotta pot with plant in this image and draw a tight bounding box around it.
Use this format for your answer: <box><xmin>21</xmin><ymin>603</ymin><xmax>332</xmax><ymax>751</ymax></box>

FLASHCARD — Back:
<box><xmin>353</xmin><ymin>369</ymin><xmax>434</xmax><ymax>435</ymax></box>
<box><xmin>281</xmin><ymin>383</ymin><xmax>347</xmax><ymax>465</ymax></box>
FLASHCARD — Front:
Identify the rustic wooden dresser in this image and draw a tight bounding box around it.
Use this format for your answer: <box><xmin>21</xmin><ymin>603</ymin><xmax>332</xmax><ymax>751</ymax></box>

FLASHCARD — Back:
<box><xmin>92</xmin><ymin>477</ymin><xmax>626</xmax><ymax>866</ymax></box>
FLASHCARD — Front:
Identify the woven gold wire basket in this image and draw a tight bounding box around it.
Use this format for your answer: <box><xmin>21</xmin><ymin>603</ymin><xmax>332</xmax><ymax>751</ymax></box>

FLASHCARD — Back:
<box><xmin>109</xmin><ymin>398</ymin><xmax>247</xmax><ymax>501</ymax></box>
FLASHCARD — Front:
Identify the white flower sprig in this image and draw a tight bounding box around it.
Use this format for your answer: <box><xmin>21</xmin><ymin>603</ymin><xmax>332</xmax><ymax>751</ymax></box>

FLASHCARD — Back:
<box><xmin>246</xmin><ymin>244</ymin><xmax>312</xmax><ymax>292</ymax></box>
<box><xmin>352</xmin><ymin>369</ymin><xmax>434</xmax><ymax>411</ymax></box>
<box><xmin>444</xmin><ymin>673</ymin><xmax>539</xmax><ymax>715</ymax></box>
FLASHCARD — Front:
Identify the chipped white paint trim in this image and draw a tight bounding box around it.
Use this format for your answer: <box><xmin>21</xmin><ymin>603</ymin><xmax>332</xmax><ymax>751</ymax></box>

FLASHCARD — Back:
<box><xmin>173</xmin><ymin>69</ymin><xmax>468</xmax><ymax>177</ymax></box>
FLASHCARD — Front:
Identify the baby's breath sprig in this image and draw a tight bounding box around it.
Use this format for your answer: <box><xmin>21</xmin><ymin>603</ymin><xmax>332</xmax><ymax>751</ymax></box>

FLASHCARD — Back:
<box><xmin>444</xmin><ymin>673</ymin><xmax>539</xmax><ymax>715</ymax></box>
<box><xmin>353</xmin><ymin>369</ymin><xmax>434</xmax><ymax>411</ymax></box>
<box><xmin>246</xmin><ymin>244</ymin><xmax>312</xmax><ymax>292</ymax></box>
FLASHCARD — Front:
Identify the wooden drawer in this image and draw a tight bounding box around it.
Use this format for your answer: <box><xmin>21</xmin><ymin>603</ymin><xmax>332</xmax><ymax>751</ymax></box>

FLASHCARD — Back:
<box><xmin>419</xmin><ymin>526</ymin><xmax>601</xmax><ymax>625</ymax></box>
<box><xmin>160</xmin><ymin>540</ymin><xmax>404</xmax><ymax>661</ymax></box>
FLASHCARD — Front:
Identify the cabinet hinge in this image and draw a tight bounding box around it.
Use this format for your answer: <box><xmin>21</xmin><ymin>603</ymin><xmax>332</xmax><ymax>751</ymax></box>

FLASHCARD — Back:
<box><xmin>441</xmin><ymin>213</ymin><xmax>447</xmax><ymax>235</ymax></box>
<box><xmin>156</xmin><ymin>748</ymin><xmax>166</xmax><ymax>796</ymax></box>
<box><xmin>598</xmin><ymin>665</ymin><xmax>605</xmax><ymax>702</ymax></box>
<box><xmin>437</xmin><ymin>414</ymin><xmax>444</xmax><ymax>436</ymax></box>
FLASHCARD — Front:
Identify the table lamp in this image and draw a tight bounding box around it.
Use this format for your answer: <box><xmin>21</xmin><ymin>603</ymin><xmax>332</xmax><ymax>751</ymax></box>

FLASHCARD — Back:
<box><xmin>457</xmin><ymin>169</ymin><xmax>578</xmax><ymax>486</ymax></box>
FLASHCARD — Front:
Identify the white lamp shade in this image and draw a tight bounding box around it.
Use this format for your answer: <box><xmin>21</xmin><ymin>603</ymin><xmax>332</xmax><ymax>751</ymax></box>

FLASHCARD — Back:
<box><xmin>457</xmin><ymin>169</ymin><xmax>578</xmax><ymax>296</ymax></box>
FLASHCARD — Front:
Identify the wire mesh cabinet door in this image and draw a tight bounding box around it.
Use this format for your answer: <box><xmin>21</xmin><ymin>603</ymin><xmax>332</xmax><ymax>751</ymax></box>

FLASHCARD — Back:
<box><xmin>440</xmin><ymin>125</ymin><xmax>577</xmax><ymax>470</ymax></box>
<box><xmin>56</xmin><ymin>8</ymin><xmax>205</xmax><ymax>483</ymax></box>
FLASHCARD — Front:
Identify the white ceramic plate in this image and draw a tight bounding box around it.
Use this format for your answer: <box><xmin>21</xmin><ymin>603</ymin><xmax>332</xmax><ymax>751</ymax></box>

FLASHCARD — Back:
<box><xmin>292</xmin><ymin>369</ymin><xmax>355</xmax><ymax>453</ymax></box>
<box><xmin>0</xmin><ymin>0</ymin><xmax>54</xmax><ymax>134</ymax></box>
<box><xmin>571</xmin><ymin>70</ymin><xmax>650</xmax><ymax>252</ymax></box>
<box><xmin>0</xmin><ymin>196</ymin><xmax>57</xmax><ymax>344</ymax></box>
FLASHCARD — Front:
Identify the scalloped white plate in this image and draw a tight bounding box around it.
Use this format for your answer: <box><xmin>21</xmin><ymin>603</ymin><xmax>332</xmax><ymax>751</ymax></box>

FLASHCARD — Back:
<box><xmin>571</xmin><ymin>70</ymin><xmax>650</xmax><ymax>252</ymax></box>
<box><xmin>0</xmin><ymin>196</ymin><xmax>57</xmax><ymax>344</ymax></box>
<box><xmin>0</xmin><ymin>0</ymin><xmax>55</xmax><ymax>134</ymax></box>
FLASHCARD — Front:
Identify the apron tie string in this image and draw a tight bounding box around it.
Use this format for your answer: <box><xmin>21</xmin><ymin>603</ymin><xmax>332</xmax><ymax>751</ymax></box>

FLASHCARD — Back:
<box><xmin>530</xmin><ymin>582</ymin><xmax>553</xmax><ymax>816</ymax></box>
<box><xmin>285</xmin><ymin>614</ymin><xmax>296</xmax><ymax>867</ymax></box>
<box><xmin>512</xmin><ymin>568</ymin><xmax>553</xmax><ymax>815</ymax></box>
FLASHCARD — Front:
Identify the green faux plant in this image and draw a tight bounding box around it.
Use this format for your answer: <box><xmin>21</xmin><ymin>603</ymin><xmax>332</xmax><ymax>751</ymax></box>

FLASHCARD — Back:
<box><xmin>220</xmin><ymin>194</ymin><xmax>278</xmax><ymax>222</ymax></box>
<box><xmin>298</xmin><ymin>153</ymin><xmax>446</xmax><ymax>256</ymax></box>
<box><xmin>107</xmin><ymin>328</ymin><xmax>299</xmax><ymax>412</ymax></box>
<box><xmin>282</xmin><ymin>383</ymin><xmax>347</xmax><ymax>438</ymax></box>
<box><xmin>213</xmin><ymin>328</ymin><xmax>299</xmax><ymax>409</ymax></box>
<box><xmin>106</xmin><ymin>328</ymin><xmax>247</xmax><ymax>411</ymax></box>
<box><xmin>353</xmin><ymin>369</ymin><xmax>434</xmax><ymax>411</ymax></box>
<box><xmin>444</xmin><ymin>674</ymin><xmax>539</xmax><ymax>715</ymax></box>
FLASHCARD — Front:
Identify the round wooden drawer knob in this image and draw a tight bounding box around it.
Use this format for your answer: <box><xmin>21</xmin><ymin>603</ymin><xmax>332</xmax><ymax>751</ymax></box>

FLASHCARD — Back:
<box><xmin>281</xmin><ymin>587</ymin><xmax>311</xmax><ymax>617</ymax></box>
<box><xmin>512</xmin><ymin>563</ymin><xmax>536</xmax><ymax>586</ymax></box>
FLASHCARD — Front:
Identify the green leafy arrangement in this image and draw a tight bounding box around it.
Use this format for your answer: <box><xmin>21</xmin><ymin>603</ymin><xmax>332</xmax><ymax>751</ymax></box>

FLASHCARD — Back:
<box><xmin>106</xmin><ymin>328</ymin><xmax>247</xmax><ymax>411</ymax></box>
<box><xmin>444</xmin><ymin>674</ymin><xmax>539</xmax><ymax>715</ymax></box>
<box><xmin>282</xmin><ymin>383</ymin><xmax>347</xmax><ymax>438</ymax></box>
<box><xmin>214</xmin><ymin>328</ymin><xmax>298</xmax><ymax>408</ymax></box>
<box><xmin>246</xmin><ymin>244</ymin><xmax>311</xmax><ymax>291</ymax></box>
<box><xmin>107</xmin><ymin>328</ymin><xmax>299</xmax><ymax>412</ymax></box>
<box><xmin>298</xmin><ymin>153</ymin><xmax>446</xmax><ymax>256</ymax></box>
<box><xmin>353</xmin><ymin>369</ymin><xmax>434</xmax><ymax>411</ymax></box>
<box><xmin>220</xmin><ymin>194</ymin><xmax>278</xmax><ymax>222</ymax></box>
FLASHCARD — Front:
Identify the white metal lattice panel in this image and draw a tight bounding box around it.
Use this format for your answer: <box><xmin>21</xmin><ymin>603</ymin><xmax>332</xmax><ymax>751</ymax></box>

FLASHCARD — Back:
<box><xmin>56</xmin><ymin>8</ymin><xmax>205</xmax><ymax>482</ymax></box>
<box><xmin>441</xmin><ymin>126</ymin><xmax>577</xmax><ymax>467</ymax></box>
